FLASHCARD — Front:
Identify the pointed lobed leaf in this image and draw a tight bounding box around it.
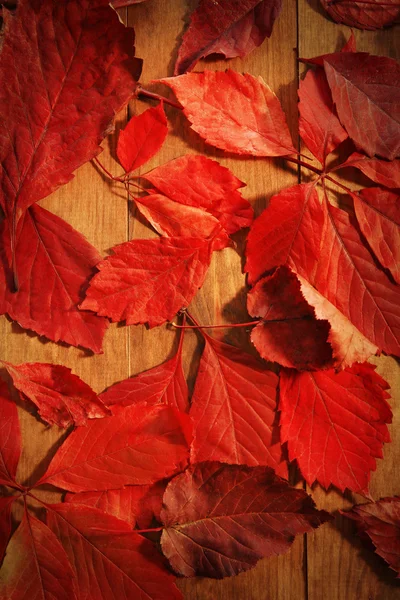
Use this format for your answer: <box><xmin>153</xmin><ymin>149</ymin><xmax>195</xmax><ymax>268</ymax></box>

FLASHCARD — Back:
<box><xmin>47</xmin><ymin>503</ymin><xmax>183</xmax><ymax>600</ymax></box>
<box><xmin>0</xmin><ymin>379</ymin><xmax>21</xmax><ymax>486</ymax></box>
<box><xmin>0</xmin><ymin>205</ymin><xmax>109</xmax><ymax>353</ymax></box>
<box><xmin>280</xmin><ymin>364</ymin><xmax>392</xmax><ymax>493</ymax></box>
<box><xmin>160</xmin><ymin>462</ymin><xmax>331</xmax><ymax>578</ymax></box>
<box><xmin>0</xmin><ymin>510</ymin><xmax>78</xmax><ymax>600</ymax></box>
<box><xmin>343</xmin><ymin>496</ymin><xmax>400</xmax><ymax>577</ymax></box>
<box><xmin>320</xmin><ymin>0</ymin><xmax>400</xmax><ymax>30</ymax></box>
<box><xmin>160</xmin><ymin>70</ymin><xmax>296</xmax><ymax>157</ymax></box>
<box><xmin>3</xmin><ymin>362</ymin><xmax>110</xmax><ymax>428</ymax></box>
<box><xmin>298</xmin><ymin>69</ymin><xmax>347</xmax><ymax>164</ymax></box>
<box><xmin>37</xmin><ymin>403</ymin><xmax>191</xmax><ymax>492</ymax></box>
<box><xmin>190</xmin><ymin>335</ymin><xmax>286</xmax><ymax>476</ymax></box>
<box><xmin>0</xmin><ymin>0</ymin><xmax>141</xmax><ymax>220</ymax></box>
<box><xmin>174</xmin><ymin>0</ymin><xmax>282</xmax><ymax>75</ymax></box>
<box><xmin>117</xmin><ymin>103</ymin><xmax>168</xmax><ymax>173</ymax></box>
<box><xmin>144</xmin><ymin>155</ymin><xmax>252</xmax><ymax>235</ymax></box>
<box><xmin>338</xmin><ymin>152</ymin><xmax>400</xmax><ymax>190</ymax></box>
<box><xmin>323</xmin><ymin>53</ymin><xmax>400</xmax><ymax>160</ymax></box>
<box><xmin>245</xmin><ymin>183</ymin><xmax>323</xmax><ymax>285</ymax></box>
<box><xmin>352</xmin><ymin>188</ymin><xmax>400</xmax><ymax>284</ymax></box>
<box><xmin>247</xmin><ymin>266</ymin><xmax>332</xmax><ymax>370</ymax></box>
<box><xmin>81</xmin><ymin>236</ymin><xmax>213</xmax><ymax>328</ymax></box>
<box><xmin>0</xmin><ymin>496</ymin><xmax>14</xmax><ymax>563</ymax></box>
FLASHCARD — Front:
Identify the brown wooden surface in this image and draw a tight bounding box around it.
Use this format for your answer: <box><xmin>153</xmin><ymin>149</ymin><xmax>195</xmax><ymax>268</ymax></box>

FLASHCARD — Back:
<box><xmin>1</xmin><ymin>1</ymin><xmax>399</xmax><ymax>599</ymax></box>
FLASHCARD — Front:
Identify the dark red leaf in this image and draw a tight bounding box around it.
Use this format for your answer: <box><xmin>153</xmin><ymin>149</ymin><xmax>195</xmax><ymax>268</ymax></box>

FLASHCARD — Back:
<box><xmin>0</xmin><ymin>496</ymin><xmax>14</xmax><ymax>562</ymax></box>
<box><xmin>190</xmin><ymin>335</ymin><xmax>287</xmax><ymax>476</ymax></box>
<box><xmin>0</xmin><ymin>378</ymin><xmax>21</xmax><ymax>486</ymax></box>
<box><xmin>338</xmin><ymin>152</ymin><xmax>400</xmax><ymax>189</ymax></box>
<box><xmin>3</xmin><ymin>361</ymin><xmax>110</xmax><ymax>428</ymax></box>
<box><xmin>117</xmin><ymin>103</ymin><xmax>168</xmax><ymax>173</ymax></box>
<box><xmin>160</xmin><ymin>70</ymin><xmax>296</xmax><ymax>156</ymax></box>
<box><xmin>280</xmin><ymin>364</ymin><xmax>392</xmax><ymax>492</ymax></box>
<box><xmin>81</xmin><ymin>236</ymin><xmax>213</xmax><ymax>327</ymax></box>
<box><xmin>47</xmin><ymin>503</ymin><xmax>183</xmax><ymax>600</ymax></box>
<box><xmin>37</xmin><ymin>403</ymin><xmax>191</xmax><ymax>492</ymax></box>
<box><xmin>320</xmin><ymin>0</ymin><xmax>400</xmax><ymax>30</ymax></box>
<box><xmin>160</xmin><ymin>462</ymin><xmax>330</xmax><ymax>578</ymax></box>
<box><xmin>175</xmin><ymin>0</ymin><xmax>282</xmax><ymax>75</ymax></box>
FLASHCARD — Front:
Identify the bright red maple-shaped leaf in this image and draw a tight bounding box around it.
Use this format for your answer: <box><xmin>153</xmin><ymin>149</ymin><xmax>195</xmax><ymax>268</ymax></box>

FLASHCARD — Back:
<box><xmin>174</xmin><ymin>0</ymin><xmax>282</xmax><ymax>74</ymax></box>
<box><xmin>323</xmin><ymin>52</ymin><xmax>400</xmax><ymax>160</ymax></box>
<box><xmin>100</xmin><ymin>331</ymin><xmax>189</xmax><ymax>413</ymax></box>
<box><xmin>344</xmin><ymin>496</ymin><xmax>400</xmax><ymax>577</ymax></box>
<box><xmin>144</xmin><ymin>155</ymin><xmax>253</xmax><ymax>235</ymax></box>
<box><xmin>160</xmin><ymin>462</ymin><xmax>330</xmax><ymax>578</ymax></box>
<box><xmin>46</xmin><ymin>503</ymin><xmax>183</xmax><ymax>600</ymax></box>
<box><xmin>320</xmin><ymin>0</ymin><xmax>400</xmax><ymax>30</ymax></box>
<box><xmin>352</xmin><ymin>188</ymin><xmax>400</xmax><ymax>284</ymax></box>
<box><xmin>280</xmin><ymin>364</ymin><xmax>392</xmax><ymax>493</ymax></box>
<box><xmin>0</xmin><ymin>509</ymin><xmax>78</xmax><ymax>600</ymax></box>
<box><xmin>189</xmin><ymin>333</ymin><xmax>286</xmax><ymax>476</ymax></box>
<box><xmin>0</xmin><ymin>379</ymin><xmax>21</xmax><ymax>486</ymax></box>
<box><xmin>338</xmin><ymin>152</ymin><xmax>400</xmax><ymax>189</ymax></box>
<box><xmin>0</xmin><ymin>205</ymin><xmax>109</xmax><ymax>353</ymax></box>
<box><xmin>81</xmin><ymin>236</ymin><xmax>213</xmax><ymax>327</ymax></box>
<box><xmin>247</xmin><ymin>266</ymin><xmax>333</xmax><ymax>370</ymax></box>
<box><xmin>117</xmin><ymin>103</ymin><xmax>168</xmax><ymax>174</ymax></box>
<box><xmin>298</xmin><ymin>68</ymin><xmax>347</xmax><ymax>165</ymax></box>
<box><xmin>0</xmin><ymin>496</ymin><xmax>14</xmax><ymax>562</ymax></box>
<box><xmin>245</xmin><ymin>183</ymin><xmax>323</xmax><ymax>285</ymax></box>
<box><xmin>0</xmin><ymin>0</ymin><xmax>141</xmax><ymax>223</ymax></box>
<box><xmin>3</xmin><ymin>361</ymin><xmax>110</xmax><ymax>428</ymax></box>
<box><xmin>37</xmin><ymin>403</ymin><xmax>191</xmax><ymax>492</ymax></box>
<box><xmin>160</xmin><ymin>70</ymin><xmax>296</xmax><ymax>156</ymax></box>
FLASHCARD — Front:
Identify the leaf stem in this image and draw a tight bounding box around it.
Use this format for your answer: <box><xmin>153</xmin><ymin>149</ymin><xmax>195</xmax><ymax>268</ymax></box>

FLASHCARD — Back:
<box><xmin>136</xmin><ymin>85</ymin><xmax>183</xmax><ymax>110</ymax></box>
<box><xmin>134</xmin><ymin>526</ymin><xmax>164</xmax><ymax>533</ymax></box>
<box><xmin>285</xmin><ymin>156</ymin><xmax>323</xmax><ymax>176</ymax></box>
<box><xmin>171</xmin><ymin>320</ymin><xmax>260</xmax><ymax>330</ymax></box>
<box><xmin>93</xmin><ymin>157</ymin><xmax>125</xmax><ymax>183</ymax></box>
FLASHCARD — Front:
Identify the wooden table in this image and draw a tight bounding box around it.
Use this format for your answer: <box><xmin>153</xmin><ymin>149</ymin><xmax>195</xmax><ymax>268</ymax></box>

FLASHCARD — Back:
<box><xmin>2</xmin><ymin>1</ymin><xmax>399</xmax><ymax>598</ymax></box>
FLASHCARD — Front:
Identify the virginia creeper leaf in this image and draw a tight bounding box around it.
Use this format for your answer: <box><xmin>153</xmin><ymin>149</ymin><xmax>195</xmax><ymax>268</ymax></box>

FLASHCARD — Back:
<box><xmin>323</xmin><ymin>53</ymin><xmax>400</xmax><ymax>160</ymax></box>
<box><xmin>343</xmin><ymin>496</ymin><xmax>400</xmax><ymax>577</ymax></box>
<box><xmin>160</xmin><ymin>462</ymin><xmax>331</xmax><ymax>578</ymax></box>
<box><xmin>81</xmin><ymin>237</ymin><xmax>213</xmax><ymax>328</ymax></box>
<box><xmin>3</xmin><ymin>362</ymin><xmax>110</xmax><ymax>428</ymax></box>
<box><xmin>144</xmin><ymin>155</ymin><xmax>253</xmax><ymax>234</ymax></box>
<box><xmin>37</xmin><ymin>403</ymin><xmax>191</xmax><ymax>492</ymax></box>
<box><xmin>320</xmin><ymin>0</ymin><xmax>400</xmax><ymax>30</ymax></box>
<box><xmin>298</xmin><ymin>68</ymin><xmax>348</xmax><ymax>164</ymax></box>
<box><xmin>117</xmin><ymin>103</ymin><xmax>168</xmax><ymax>174</ymax></box>
<box><xmin>160</xmin><ymin>70</ymin><xmax>296</xmax><ymax>156</ymax></box>
<box><xmin>189</xmin><ymin>335</ymin><xmax>287</xmax><ymax>476</ymax></box>
<box><xmin>247</xmin><ymin>266</ymin><xmax>333</xmax><ymax>370</ymax></box>
<box><xmin>280</xmin><ymin>364</ymin><xmax>392</xmax><ymax>493</ymax></box>
<box><xmin>0</xmin><ymin>510</ymin><xmax>78</xmax><ymax>600</ymax></box>
<box><xmin>46</xmin><ymin>503</ymin><xmax>183</xmax><ymax>600</ymax></box>
<box><xmin>352</xmin><ymin>188</ymin><xmax>400</xmax><ymax>284</ymax></box>
<box><xmin>0</xmin><ymin>378</ymin><xmax>21</xmax><ymax>486</ymax></box>
<box><xmin>174</xmin><ymin>0</ymin><xmax>282</xmax><ymax>75</ymax></box>
<box><xmin>338</xmin><ymin>152</ymin><xmax>400</xmax><ymax>189</ymax></box>
<box><xmin>0</xmin><ymin>496</ymin><xmax>14</xmax><ymax>563</ymax></box>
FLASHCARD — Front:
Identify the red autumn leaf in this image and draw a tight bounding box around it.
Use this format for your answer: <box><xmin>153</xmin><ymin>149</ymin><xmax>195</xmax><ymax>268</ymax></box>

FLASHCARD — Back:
<box><xmin>300</xmin><ymin>32</ymin><xmax>357</xmax><ymax>67</ymax></box>
<box><xmin>320</xmin><ymin>0</ymin><xmax>400</xmax><ymax>30</ymax></box>
<box><xmin>245</xmin><ymin>183</ymin><xmax>323</xmax><ymax>285</ymax></box>
<box><xmin>160</xmin><ymin>462</ymin><xmax>330</xmax><ymax>578</ymax></box>
<box><xmin>298</xmin><ymin>68</ymin><xmax>348</xmax><ymax>165</ymax></box>
<box><xmin>144</xmin><ymin>155</ymin><xmax>253</xmax><ymax>235</ymax></box>
<box><xmin>160</xmin><ymin>70</ymin><xmax>296</xmax><ymax>156</ymax></box>
<box><xmin>352</xmin><ymin>188</ymin><xmax>400</xmax><ymax>284</ymax></box>
<box><xmin>174</xmin><ymin>0</ymin><xmax>282</xmax><ymax>75</ymax></box>
<box><xmin>0</xmin><ymin>0</ymin><xmax>141</xmax><ymax>223</ymax></box>
<box><xmin>338</xmin><ymin>152</ymin><xmax>400</xmax><ymax>189</ymax></box>
<box><xmin>117</xmin><ymin>103</ymin><xmax>168</xmax><ymax>174</ymax></box>
<box><xmin>100</xmin><ymin>332</ymin><xmax>189</xmax><ymax>413</ymax></box>
<box><xmin>280</xmin><ymin>364</ymin><xmax>392</xmax><ymax>493</ymax></box>
<box><xmin>3</xmin><ymin>362</ymin><xmax>110</xmax><ymax>428</ymax></box>
<box><xmin>0</xmin><ymin>509</ymin><xmax>78</xmax><ymax>600</ymax></box>
<box><xmin>0</xmin><ymin>496</ymin><xmax>14</xmax><ymax>562</ymax></box>
<box><xmin>37</xmin><ymin>403</ymin><xmax>191</xmax><ymax>492</ymax></box>
<box><xmin>46</xmin><ymin>503</ymin><xmax>183</xmax><ymax>600</ymax></box>
<box><xmin>308</xmin><ymin>200</ymin><xmax>400</xmax><ymax>357</ymax></box>
<box><xmin>247</xmin><ymin>266</ymin><xmax>332</xmax><ymax>370</ymax></box>
<box><xmin>189</xmin><ymin>334</ymin><xmax>286</xmax><ymax>476</ymax></box>
<box><xmin>81</xmin><ymin>236</ymin><xmax>213</xmax><ymax>327</ymax></box>
<box><xmin>341</xmin><ymin>30</ymin><xmax>357</xmax><ymax>53</ymax></box>
<box><xmin>323</xmin><ymin>52</ymin><xmax>400</xmax><ymax>160</ymax></box>
<box><xmin>343</xmin><ymin>496</ymin><xmax>400</xmax><ymax>577</ymax></box>
<box><xmin>0</xmin><ymin>205</ymin><xmax>108</xmax><ymax>353</ymax></box>
<box><xmin>0</xmin><ymin>379</ymin><xmax>21</xmax><ymax>487</ymax></box>
<box><xmin>66</xmin><ymin>480</ymin><xmax>167</xmax><ymax>529</ymax></box>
